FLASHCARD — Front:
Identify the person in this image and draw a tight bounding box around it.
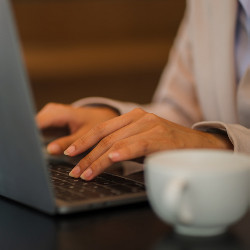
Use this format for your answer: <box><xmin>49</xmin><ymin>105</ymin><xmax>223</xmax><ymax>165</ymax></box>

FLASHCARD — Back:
<box><xmin>37</xmin><ymin>0</ymin><xmax>250</xmax><ymax>181</ymax></box>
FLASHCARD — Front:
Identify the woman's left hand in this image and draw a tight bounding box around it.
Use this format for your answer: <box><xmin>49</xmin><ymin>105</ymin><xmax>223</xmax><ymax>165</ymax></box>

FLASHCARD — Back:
<box><xmin>64</xmin><ymin>108</ymin><xmax>233</xmax><ymax>180</ymax></box>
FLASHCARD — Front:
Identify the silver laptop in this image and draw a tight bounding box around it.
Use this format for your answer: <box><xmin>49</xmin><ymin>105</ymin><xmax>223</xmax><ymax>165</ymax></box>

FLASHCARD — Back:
<box><xmin>0</xmin><ymin>0</ymin><xmax>146</xmax><ymax>214</ymax></box>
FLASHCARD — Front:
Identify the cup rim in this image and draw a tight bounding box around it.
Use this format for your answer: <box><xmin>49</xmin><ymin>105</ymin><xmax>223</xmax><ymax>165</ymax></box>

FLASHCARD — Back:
<box><xmin>145</xmin><ymin>149</ymin><xmax>250</xmax><ymax>172</ymax></box>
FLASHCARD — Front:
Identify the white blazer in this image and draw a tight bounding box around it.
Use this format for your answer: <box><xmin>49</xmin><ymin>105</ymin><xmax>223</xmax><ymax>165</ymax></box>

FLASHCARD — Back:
<box><xmin>74</xmin><ymin>0</ymin><xmax>250</xmax><ymax>154</ymax></box>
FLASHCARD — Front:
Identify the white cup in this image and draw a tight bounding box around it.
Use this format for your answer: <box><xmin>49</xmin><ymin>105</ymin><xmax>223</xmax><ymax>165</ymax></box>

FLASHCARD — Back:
<box><xmin>145</xmin><ymin>150</ymin><xmax>250</xmax><ymax>236</ymax></box>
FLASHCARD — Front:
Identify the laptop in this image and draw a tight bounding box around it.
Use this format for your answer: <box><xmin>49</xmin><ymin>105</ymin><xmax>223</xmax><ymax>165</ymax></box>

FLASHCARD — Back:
<box><xmin>0</xmin><ymin>0</ymin><xmax>146</xmax><ymax>214</ymax></box>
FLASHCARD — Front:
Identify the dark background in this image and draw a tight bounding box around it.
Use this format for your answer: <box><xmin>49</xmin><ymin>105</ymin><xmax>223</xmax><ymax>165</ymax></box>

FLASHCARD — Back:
<box><xmin>12</xmin><ymin>0</ymin><xmax>186</xmax><ymax>110</ymax></box>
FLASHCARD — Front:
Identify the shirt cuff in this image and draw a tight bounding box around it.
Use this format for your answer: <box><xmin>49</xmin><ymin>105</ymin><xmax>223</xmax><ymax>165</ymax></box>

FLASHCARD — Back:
<box><xmin>192</xmin><ymin>121</ymin><xmax>250</xmax><ymax>154</ymax></box>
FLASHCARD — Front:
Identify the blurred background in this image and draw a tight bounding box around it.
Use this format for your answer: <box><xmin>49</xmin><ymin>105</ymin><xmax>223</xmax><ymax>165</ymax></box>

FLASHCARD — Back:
<box><xmin>12</xmin><ymin>0</ymin><xmax>186</xmax><ymax>111</ymax></box>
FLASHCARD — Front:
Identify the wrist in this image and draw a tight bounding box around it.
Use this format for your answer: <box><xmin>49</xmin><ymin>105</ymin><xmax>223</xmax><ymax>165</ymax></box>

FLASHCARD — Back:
<box><xmin>205</xmin><ymin>130</ymin><xmax>233</xmax><ymax>150</ymax></box>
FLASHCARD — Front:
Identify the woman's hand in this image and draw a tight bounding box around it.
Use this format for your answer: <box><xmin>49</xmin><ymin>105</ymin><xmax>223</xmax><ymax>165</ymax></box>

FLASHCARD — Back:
<box><xmin>64</xmin><ymin>108</ymin><xmax>233</xmax><ymax>180</ymax></box>
<box><xmin>36</xmin><ymin>102</ymin><xmax>118</xmax><ymax>154</ymax></box>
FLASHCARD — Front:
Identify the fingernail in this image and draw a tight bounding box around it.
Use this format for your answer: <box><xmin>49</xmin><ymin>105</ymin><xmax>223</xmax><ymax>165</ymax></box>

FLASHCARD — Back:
<box><xmin>64</xmin><ymin>145</ymin><xmax>76</xmax><ymax>156</ymax></box>
<box><xmin>47</xmin><ymin>144</ymin><xmax>61</xmax><ymax>154</ymax></box>
<box><xmin>108</xmin><ymin>152</ymin><xmax>120</xmax><ymax>161</ymax></box>
<box><xmin>80</xmin><ymin>168</ymin><xmax>93</xmax><ymax>180</ymax></box>
<box><xmin>69</xmin><ymin>165</ymin><xmax>81</xmax><ymax>178</ymax></box>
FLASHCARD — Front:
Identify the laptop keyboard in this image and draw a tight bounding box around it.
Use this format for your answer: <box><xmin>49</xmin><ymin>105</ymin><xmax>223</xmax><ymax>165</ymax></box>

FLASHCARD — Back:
<box><xmin>49</xmin><ymin>164</ymin><xmax>145</xmax><ymax>202</ymax></box>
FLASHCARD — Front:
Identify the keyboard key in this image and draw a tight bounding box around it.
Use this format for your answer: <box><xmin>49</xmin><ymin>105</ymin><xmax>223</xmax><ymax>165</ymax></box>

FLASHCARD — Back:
<box><xmin>49</xmin><ymin>164</ymin><xmax>145</xmax><ymax>202</ymax></box>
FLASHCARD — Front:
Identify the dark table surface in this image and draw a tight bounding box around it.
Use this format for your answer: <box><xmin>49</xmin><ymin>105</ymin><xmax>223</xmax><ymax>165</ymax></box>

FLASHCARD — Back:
<box><xmin>1</xmin><ymin>196</ymin><xmax>250</xmax><ymax>250</ymax></box>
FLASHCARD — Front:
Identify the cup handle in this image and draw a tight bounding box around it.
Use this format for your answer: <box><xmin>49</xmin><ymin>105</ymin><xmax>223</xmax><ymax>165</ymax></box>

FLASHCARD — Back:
<box><xmin>162</xmin><ymin>178</ymin><xmax>192</xmax><ymax>224</ymax></box>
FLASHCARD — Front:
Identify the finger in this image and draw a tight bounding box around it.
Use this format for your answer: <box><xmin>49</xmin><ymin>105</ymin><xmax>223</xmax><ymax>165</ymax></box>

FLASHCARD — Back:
<box><xmin>68</xmin><ymin>127</ymin><xmax>157</xmax><ymax>179</ymax></box>
<box><xmin>108</xmin><ymin>130</ymin><xmax>161</xmax><ymax>162</ymax></box>
<box><xmin>67</xmin><ymin>112</ymin><xmax>158</xmax><ymax>177</ymax></box>
<box><xmin>70</xmin><ymin>150</ymin><xmax>115</xmax><ymax>180</ymax></box>
<box><xmin>77</xmin><ymin>130</ymin><xmax>157</xmax><ymax>180</ymax></box>
<box><xmin>68</xmin><ymin>112</ymin><xmax>160</xmax><ymax>179</ymax></box>
<box><xmin>68</xmin><ymin>142</ymin><xmax>112</xmax><ymax>178</ymax></box>
<box><xmin>47</xmin><ymin>124</ymin><xmax>93</xmax><ymax>154</ymax></box>
<box><xmin>68</xmin><ymin>127</ymin><xmax>136</xmax><ymax>178</ymax></box>
<box><xmin>67</xmin><ymin>116</ymin><xmax>151</xmax><ymax>176</ymax></box>
<box><xmin>46</xmin><ymin>135</ymin><xmax>76</xmax><ymax>154</ymax></box>
<box><xmin>68</xmin><ymin>138</ymin><xmax>135</xmax><ymax>180</ymax></box>
<box><xmin>36</xmin><ymin>103</ymin><xmax>71</xmax><ymax>129</ymax></box>
<box><xmin>64</xmin><ymin>108</ymin><xmax>147</xmax><ymax>156</ymax></box>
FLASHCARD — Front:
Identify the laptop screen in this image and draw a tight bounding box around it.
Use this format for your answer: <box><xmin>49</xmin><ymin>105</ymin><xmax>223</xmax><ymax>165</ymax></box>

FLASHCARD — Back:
<box><xmin>0</xmin><ymin>0</ymin><xmax>56</xmax><ymax>214</ymax></box>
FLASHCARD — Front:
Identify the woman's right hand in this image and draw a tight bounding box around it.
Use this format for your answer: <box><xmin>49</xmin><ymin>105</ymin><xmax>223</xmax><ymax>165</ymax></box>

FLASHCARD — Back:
<box><xmin>36</xmin><ymin>102</ymin><xmax>119</xmax><ymax>155</ymax></box>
